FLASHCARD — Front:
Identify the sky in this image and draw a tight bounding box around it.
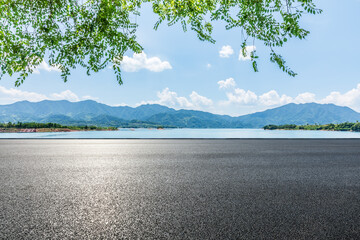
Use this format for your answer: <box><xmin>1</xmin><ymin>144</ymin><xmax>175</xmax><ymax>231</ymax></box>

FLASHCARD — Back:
<box><xmin>1</xmin><ymin>0</ymin><xmax>360</xmax><ymax>116</ymax></box>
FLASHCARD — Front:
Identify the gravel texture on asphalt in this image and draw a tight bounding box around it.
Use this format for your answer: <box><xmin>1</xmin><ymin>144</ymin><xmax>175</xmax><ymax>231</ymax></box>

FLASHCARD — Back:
<box><xmin>0</xmin><ymin>139</ymin><xmax>360</xmax><ymax>239</ymax></box>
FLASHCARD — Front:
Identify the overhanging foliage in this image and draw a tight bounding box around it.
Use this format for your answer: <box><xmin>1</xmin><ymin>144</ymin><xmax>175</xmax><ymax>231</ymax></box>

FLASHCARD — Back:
<box><xmin>0</xmin><ymin>0</ymin><xmax>322</xmax><ymax>86</ymax></box>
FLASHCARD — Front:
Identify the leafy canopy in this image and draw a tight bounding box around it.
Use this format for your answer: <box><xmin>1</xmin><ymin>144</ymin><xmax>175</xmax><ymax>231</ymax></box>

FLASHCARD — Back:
<box><xmin>0</xmin><ymin>0</ymin><xmax>321</xmax><ymax>86</ymax></box>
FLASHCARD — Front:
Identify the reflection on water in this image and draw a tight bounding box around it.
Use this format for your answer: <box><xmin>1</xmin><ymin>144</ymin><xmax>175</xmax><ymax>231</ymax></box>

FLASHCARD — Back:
<box><xmin>1</xmin><ymin>128</ymin><xmax>360</xmax><ymax>138</ymax></box>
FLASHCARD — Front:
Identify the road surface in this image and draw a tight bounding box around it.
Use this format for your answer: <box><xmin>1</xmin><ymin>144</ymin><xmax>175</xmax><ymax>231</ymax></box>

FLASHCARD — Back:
<box><xmin>1</xmin><ymin>139</ymin><xmax>359</xmax><ymax>239</ymax></box>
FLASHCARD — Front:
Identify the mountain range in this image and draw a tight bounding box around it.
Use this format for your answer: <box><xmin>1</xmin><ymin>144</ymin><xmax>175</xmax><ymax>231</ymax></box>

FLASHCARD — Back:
<box><xmin>1</xmin><ymin>100</ymin><xmax>360</xmax><ymax>128</ymax></box>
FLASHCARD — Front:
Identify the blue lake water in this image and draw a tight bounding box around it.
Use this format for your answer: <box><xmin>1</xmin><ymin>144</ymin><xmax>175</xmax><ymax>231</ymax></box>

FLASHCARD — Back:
<box><xmin>1</xmin><ymin>128</ymin><xmax>360</xmax><ymax>138</ymax></box>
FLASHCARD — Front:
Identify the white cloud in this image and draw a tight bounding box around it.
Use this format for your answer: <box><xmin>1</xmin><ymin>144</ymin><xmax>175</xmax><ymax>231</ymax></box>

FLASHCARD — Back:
<box><xmin>217</xmin><ymin>80</ymin><xmax>360</xmax><ymax>115</ymax></box>
<box><xmin>0</xmin><ymin>86</ymin><xmax>48</xmax><ymax>102</ymax></box>
<box><xmin>33</xmin><ymin>61</ymin><xmax>61</xmax><ymax>74</ymax></box>
<box><xmin>258</xmin><ymin>90</ymin><xmax>293</xmax><ymax>106</ymax></box>
<box><xmin>127</xmin><ymin>81</ymin><xmax>360</xmax><ymax>115</ymax></box>
<box><xmin>206</xmin><ymin>63</ymin><xmax>212</xmax><ymax>69</ymax></box>
<box><xmin>190</xmin><ymin>91</ymin><xmax>213</xmax><ymax>106</ymax></box>
<box><xmin>50</xmin><ymin>90</ymin><xmax>80</xmax><ymax>102</ymax></box>
<box><xmin>121</xmin><ymin>52</ymin><xmax>172</xmax><ymax>72</ymax></box>
<box><xmin>239</xmin><ymin>46</ymin><xmax>256</xmax><ymax>61</ymax></box>
<box><xmin>218</xmin><ymin>78</ymin><xmax>314</xmax><ymax>115</ymax></box>
<box><xmin>222</xmin><ymin>88</ymin><xmax>309</xmax><ymax>108</ymax></box>
<box><xmin>225</xmin><ymin>89</ymin><xmax>258</xmax><ymax>105</ymax></box>
<box><xmin>320</xmin><ymin>84</ymin><xmax>360</xmax><ymax>111</ymax></box>
<box><xmin>294</xmin><ymin>92</ymin><xmax>316</xmax><ymax>104</ymax></box>
<box><xmin>0</xmin><ymin>86</ymin><xmax>98</xmax><ymax>104</ymax></box>
<box><xmin>219</xmin><ymin>45</ymin><xmax>234</xmax><ymax>58</ymax></box>
<box><xmin>154</xmin><ymin>88</ymin><xmax>192</xmax><ymax>108</ymax></box>
<box><xmin>82</xmin><ymin>95</ymin><xmax>99</xmax><ymax>101</ymax></box>
<box><xmin>218</xmin><ymin>78</ymin><xmax>236</xmax><ymax>89</ymax></box>
<box><xmin>140</xmin><ymin>88</ymin><xmax>213</xmax><ymax>110</ymax></box>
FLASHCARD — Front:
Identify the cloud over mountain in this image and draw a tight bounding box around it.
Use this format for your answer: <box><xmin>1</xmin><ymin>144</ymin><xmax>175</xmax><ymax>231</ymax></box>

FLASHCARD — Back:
<box><xmin>139</xmin><ymin>88</ymin><xmax>213</xmax><ymax>111</ymax></box>
<box><xmin>2</xmin><ymin>80</ymin><xmax>360</xmax><ymax>116</ymax></box>
<box><xmin>0</xmin><ymin>86</ymin><xmax>97</xmax><ymax>104</ymax></box>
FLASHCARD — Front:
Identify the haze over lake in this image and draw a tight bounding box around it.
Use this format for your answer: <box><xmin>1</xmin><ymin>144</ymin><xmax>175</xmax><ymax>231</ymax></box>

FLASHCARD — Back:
<box><xmin>1</xmin><ymin>128</ymin><xmax>360</xmax><ymax>138</ymax></box>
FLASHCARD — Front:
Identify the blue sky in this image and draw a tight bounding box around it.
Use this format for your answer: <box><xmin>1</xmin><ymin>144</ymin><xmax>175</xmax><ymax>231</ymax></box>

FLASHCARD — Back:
<box><xmin>1</xmin><ymin>0</ymin><xmax>360</xmax><ymax>116</ymax></box>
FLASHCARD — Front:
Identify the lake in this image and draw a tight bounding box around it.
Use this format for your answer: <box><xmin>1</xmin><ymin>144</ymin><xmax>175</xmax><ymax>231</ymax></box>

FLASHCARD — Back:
<box><xmin>1</xmin><ymin>128</ymin><xmax>360</xmax><ymax>138</ymax></box>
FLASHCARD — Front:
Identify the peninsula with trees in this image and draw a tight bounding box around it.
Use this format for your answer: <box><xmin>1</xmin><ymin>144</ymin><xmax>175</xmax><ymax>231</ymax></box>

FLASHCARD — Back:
<box><xmin>264</xmin><ymin>122</ymin><xmax>360</xmax><ymax>132</ymax></box>
<box><xmin>0</xmin><ymin>122</ymin><xmax>118</xmax><ymax>133</ymax></box>
<box><xmin>0</xmin><ymin>121</ymin><xmax>173</xmax><ymax>133</ymax></box>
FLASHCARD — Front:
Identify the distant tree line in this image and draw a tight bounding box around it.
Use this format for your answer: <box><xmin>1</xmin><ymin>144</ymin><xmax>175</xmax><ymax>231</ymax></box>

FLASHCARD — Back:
<box><xmin>264</xmin><ymin>122</ymin><xmax>360</xmax><ymax>132</ymax></box>
<box><xmin>0</xmin><ymin>122</ymin><xmax>117</xmax><ymax>130</ymax></box>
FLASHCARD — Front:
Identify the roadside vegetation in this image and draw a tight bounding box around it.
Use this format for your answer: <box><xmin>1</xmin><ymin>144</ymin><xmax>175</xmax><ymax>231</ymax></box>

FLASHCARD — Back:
<box><xmin>264</xmin><ymin>122</ymin><xmax>360</xmax><ymax>132</ymax></box>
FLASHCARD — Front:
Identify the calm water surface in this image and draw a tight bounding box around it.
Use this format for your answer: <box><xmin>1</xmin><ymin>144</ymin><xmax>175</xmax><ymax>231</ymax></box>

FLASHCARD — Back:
<box><xmin>1</xmin><ymin>128</ymin><xmax>360</xmax><ymax>138</ymax></box>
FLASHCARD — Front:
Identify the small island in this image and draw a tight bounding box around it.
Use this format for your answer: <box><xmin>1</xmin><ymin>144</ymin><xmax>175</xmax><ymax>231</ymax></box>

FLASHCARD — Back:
<box><xmin>264</xmin><ymin>122</ymin><xmax>360</xmax><ymax>132</ymax></box>
<box><xmin>0</xmin><ymin>122</ymin><xmax>118</xmax><ymax>133</ymax></box>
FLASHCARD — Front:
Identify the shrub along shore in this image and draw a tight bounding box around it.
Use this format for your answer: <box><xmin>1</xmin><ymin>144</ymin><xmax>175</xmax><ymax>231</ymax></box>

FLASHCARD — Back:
<box><xmin>264</xmin><ymin>122</ymin><xmax>360</xmax><ymax>132</ymax></box>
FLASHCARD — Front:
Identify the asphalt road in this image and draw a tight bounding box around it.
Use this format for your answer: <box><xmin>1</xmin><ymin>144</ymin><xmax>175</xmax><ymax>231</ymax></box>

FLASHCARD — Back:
<box><xmin>1</xmin><ymin>139</ymin><xmax>360</xmax><ymax>239</ymax></box>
